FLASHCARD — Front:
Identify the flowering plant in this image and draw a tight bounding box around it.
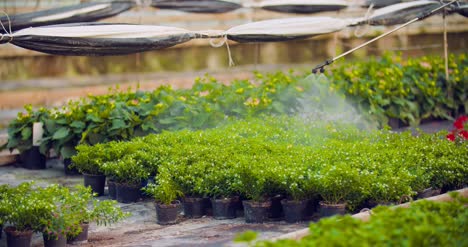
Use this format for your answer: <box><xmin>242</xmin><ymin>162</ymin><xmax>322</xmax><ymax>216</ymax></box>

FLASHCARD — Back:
<box><xmin>446</xmin><ymin>116</ymin><xmax>468</xmax><ymax>142</ymax></box>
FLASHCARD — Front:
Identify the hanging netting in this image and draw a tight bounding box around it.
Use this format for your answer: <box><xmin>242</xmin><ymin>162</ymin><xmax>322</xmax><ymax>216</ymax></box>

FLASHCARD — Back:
<box><xmin>150</xmin><ymin>0</ymin><xmax>242</xmax><ymax>13</ymax></box>
<box><xmin>0</xmin><ymin>1</ymin><xmax>134</xmax><ymax>33</ymax></box>
<box><xmin>1</xmin><ymin>23</ymin><xmax>198</xmax><ymax>56</ymax></box>
<box><xmin>225</xmin><ymin>17</ymin><xmax>355</xmax><ymax>43</ymax></box>
<box><xmin>257</xmin><ymin>0</ymin><xmax>348</xmax><ymax>14</ymax></box>
<box><xmin>364</xmin><ymin>0</ymin><xmax>442</xmax><ymax>26</ymax></box>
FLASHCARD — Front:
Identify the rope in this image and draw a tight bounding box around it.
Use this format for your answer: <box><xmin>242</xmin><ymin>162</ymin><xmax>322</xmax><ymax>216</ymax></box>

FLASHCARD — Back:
<box><xmin>354</xmin><ymin>3</ymin><xmax>374</xmax><ymax>38</ymax></box>
<box><xmin>0</xmin><ymin>11</ymin><xmax>13</xmax><ymax>44</ymax></box>
<box><xmin>209</xmin><ymin>35</ymin><xmax>235</xmax><ymax>67</ymax></box>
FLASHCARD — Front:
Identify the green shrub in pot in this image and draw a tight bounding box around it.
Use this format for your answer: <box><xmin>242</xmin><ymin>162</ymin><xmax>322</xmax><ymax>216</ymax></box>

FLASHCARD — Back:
<box><xmin>100</xmin><ymin>155</ymin><xmax>150</xmax><ymax>186</ymax></box>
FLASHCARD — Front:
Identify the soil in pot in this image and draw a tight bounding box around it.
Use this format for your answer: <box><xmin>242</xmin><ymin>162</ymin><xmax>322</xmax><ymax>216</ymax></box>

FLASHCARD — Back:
<box><xmin>43</xmin><ymin>233</ymin><xmax>67</xmax><ymax>247</ymax></box>
<box><xmin>319</xmin><ymin>201</ymin><xmax>347</xmax><ymax>218</ymax></box>
<box><xmin>115</xmin><ymin>183</ymin><xmax>142</xmax><ymax>203</ymax></box>
<box><xmin>281</xmin><ymin>199</ymin><xmax>307</xmax><ymax>223</ymax></box>
<box><xmin>20</xmin><ymin>146</ymin><xmax>46</xmax><ymax>170</ymax></box>
<box><xmin>4</xmin><ymin>227</ymin><xmax>33</xmax><ymax>247</ymax></box>
<box><xmin>156</xmin><ymin>201</ymin><xmax>180</xmax><ymax>225</ymax></box>
<box><xmin>83</xmin><ymin>174</ymin><xmax>106</xmax><ymax>196</ymax></box>
<box><xmin>67</xmin><ymin>223</ymin><xmax>89</xmax><ymax>245</ymax></box>
<box><xmin>107</xmin><ymin>180</ymin><xmax>117</xmax><ymax>200</ymax></box>
<box><xmin>183</xmin><ymin>197</ymin><xmax>205</xmax><ymax>218</ymax></box>
<box><xmin>212</xmin><ymin>198</ymin><xmax>237</xmax><ymax>220</ymax></box>
<box><xmin>63</xmin><ymin>158</ymin><xmax>80</xmax><ymax>176</ymax></box>
<box><xmin>269</xmin><ymin>195</ymin><xmax>284</xmax><ymax>220</ymax></box>
<box><xmin>243</xmin><ymin>200</ymin><xmax>272</xmax><ymax>223</ymax></box>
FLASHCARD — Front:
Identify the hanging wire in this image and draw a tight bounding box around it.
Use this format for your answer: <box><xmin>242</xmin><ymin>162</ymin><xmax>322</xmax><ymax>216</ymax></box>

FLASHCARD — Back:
<box><xmin>0</xmin><ymin>10</ymin><xmax>13</xmax><ymax>44</ymax></box>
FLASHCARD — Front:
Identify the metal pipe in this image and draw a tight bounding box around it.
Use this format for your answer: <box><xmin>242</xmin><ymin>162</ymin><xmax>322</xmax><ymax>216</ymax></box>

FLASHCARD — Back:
<box><xmin>312</xmin><ymin>0</ymin><xmax>459</xmax><ymax>74</ymax></box>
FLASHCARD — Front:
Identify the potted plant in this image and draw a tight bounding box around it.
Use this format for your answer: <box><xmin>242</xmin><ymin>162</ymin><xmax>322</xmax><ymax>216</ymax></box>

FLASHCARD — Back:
<box><xmin>3</xmin><ymin>105</ymin><xmax>50</xmax><ymax>169</ymax></box>
<box><xmin>367</xmin><ymin>168</ymin><xmax>414</xmax><ymax>207</ymax></box>
<box><xmin>0</xmin><ymin>182</ymin><xmax>52</xmax><ymax>247</ymax></box>
<box><xmin>100</xmin><ymin>154</ymin><xmax>150</xmax><ymax>203</ymax></box>
<box><xmin>237</xmin><ymin>161</ymin><xmax>272</xmax><ymax>224</ymax></box>
<box><xmin>36</xmin><ymin>185</ymin><xmax>80</xmax><ymax>247</ymax></box>
<box><xmin>65</xmin><ymin>185</ymin><xmax>129</xmax><ymax>244</ymax></box>
<box><xmin>279</xmin><ymin>167</ymin><xmax>317</xmax><ymax>223</ymax></box>
<box><xmin>144</xmin><ymin>171</ymin><xmax>183</xmax><ymax>225</ymax></box>
<box><xmin>71</xmin><ymin>144</ymin><xmax>108</xmax><ymax>196</ymax></box>
<box><xmin>316</xmin><ymin>162</ymin><xmax>364</xmax><ymax>217</ymax></box>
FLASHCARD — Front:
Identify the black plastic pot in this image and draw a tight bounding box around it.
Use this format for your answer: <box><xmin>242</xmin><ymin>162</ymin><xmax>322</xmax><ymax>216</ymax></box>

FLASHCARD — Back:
<box><xmin>63</xmin><ymin>158</ymin><xmax>80</xmax><ymax>176</ymax></box>
<box><xmin>183</xmin><ymin>197</ymin><xmax>205</xmax><ymax>218</ymax></box>
<box><xmin>115</xmin><ymin>183</ymin><xmax>142</xmax><ymax>203</ymax></box>
<box><xmin>107</xmin><ymin>180</ymin><xmax>117</xmax><ymax>200</ymax></box>
<box><xmin>4</xmin><ymin>227</ymin><xmax>33</xmax><ymax>247</ymax></box>
<box><xmin>155</xmin><ymin>201</ymin><xmax>180</xmax><ymax>225</ymax></box>
<box><xmin>212</xmin><ymin>198</ymin><xmax>237</xmax><ymax>220</ymax></box>
<box><xmin>281</xmin><ymin>199</ymin><xmax>307</xmax><ymax>223</ymax></box>
<box><xmin>233</xmin><ymin>195</ymin><xmax>244</xmax><ymax>217</ymax></box>
<box><xmin>203</xmin><ymin>197</ymin><xmax>213</xmax><ymax>216</ymax></box>
<box><xmin>67</xmin><ymin>223</ymin><xmax>89</xmax><ymax>245</ymax></box>
<box><xmin>269</xmin><ymin>195</ymin><xmax>284</xmax><ymax>220</ymax></box>
<box><xmin>43</xmin><ymin>233</ymin><xmax>67</xmax><ymax>247</ymax></box>
<box><xmin>20</xmin><ymin>146</ymin><xmax>46</xmax><ymax>170</ymax></box>
<box><xmin>305</xmin><ymin>198</ymin><xmax>319</xmax><ymax>220</ymax></box>
<box><xmin>243</xmin><ymin>200</ymin><xmax>271</xmax><ymax>223</ymax></box>
<box><xmin>319</xmin><ymin>201</ymin><xmax>347</xmax><ymax>217</ymax></box>
<box><xmin>83</xmin><ymin>173</ymin><xmax>106</xmax><ymax>196</ymax></box>
<box><xmin>417</xmin><ymin>187</ymin><xmax>442</xmax><ymax>199</ymax></box>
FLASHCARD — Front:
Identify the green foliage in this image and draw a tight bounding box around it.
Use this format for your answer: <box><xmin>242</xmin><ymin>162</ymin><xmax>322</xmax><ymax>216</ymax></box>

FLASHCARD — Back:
<box><xmin>5</xmin><ymin>53</ymin><xmax>466</xmax><ymax>158</ymax></box>
<box><xmin>0</xmin><ymin>183</ymin><xmax>128</xmax><ymax>236</ymax></box>
<box><xmin>4</xmin><ymin>105</ymin><xmax>50</xmax><ymax>154</ymax></box>
<box><xmin>74</xmin><ymin>115</ymin><xmax>468</xmax><ymax>209</ymax></box>
<box><xmin>143</xmin><ymin>168</ymin><xmax>183</xmax><ymax>205</ymax></box>
<box><xmin>328</xmin><ymin>53</ymin><xmax>467</xmax><ymax>125</ymax></box>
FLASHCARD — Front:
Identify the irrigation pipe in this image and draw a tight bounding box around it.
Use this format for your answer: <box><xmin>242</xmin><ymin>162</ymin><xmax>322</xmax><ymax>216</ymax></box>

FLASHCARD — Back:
<box><xmin>273</xmin><ymin>187</ymin><xmax>468</xmax><ymax>241</ymax></box>
<box><xmin>312</xmin><ymin>0</ymin><xmax>459</xmax><ymax>74</ymax></box>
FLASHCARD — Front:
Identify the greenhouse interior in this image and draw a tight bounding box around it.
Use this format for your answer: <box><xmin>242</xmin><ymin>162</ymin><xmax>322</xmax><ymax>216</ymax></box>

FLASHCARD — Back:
<box><xmin>0</xmin><ymin>0</ymin><xmax>467</xmax><ymax>246</ymax></box>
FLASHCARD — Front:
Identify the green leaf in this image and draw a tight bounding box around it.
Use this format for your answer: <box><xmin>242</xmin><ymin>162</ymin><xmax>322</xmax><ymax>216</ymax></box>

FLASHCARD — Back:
<box><xmin>70</xmin><ymin>121</ymin><xmax>86</xmax><ymax>130</ymax></box>
<box><xmin>60</xmin><ymin>146</ymin><xmax>77</xmax><ymax>159</ymax></box>
<box><xmin>234</xmin><ymin>231</ymin><xmax>258</xmax><ymax>243</ymax></box>
<box><xmin>109</xmin><ymin>119</ymin><xmax>128</xmax><ymax>131</ymax></box>
<box><xmin>21</xmin><ymin>127</ymin><xmax>32</xmax><ymax>140</ymax></box>
<box><xmin>52</xmin><ymin>127</ymin><xmax>70</xmax><ymax>140</ymax></box>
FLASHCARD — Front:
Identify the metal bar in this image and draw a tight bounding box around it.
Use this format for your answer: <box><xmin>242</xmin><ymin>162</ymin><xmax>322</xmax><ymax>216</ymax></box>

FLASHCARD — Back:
<box><xmin>312</xmin><ymin>0</ymin><xmax>459</xmax><ymax>73</ymax></box>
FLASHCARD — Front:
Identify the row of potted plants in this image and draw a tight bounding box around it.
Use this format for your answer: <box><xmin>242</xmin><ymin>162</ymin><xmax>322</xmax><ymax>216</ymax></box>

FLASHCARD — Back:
<box><xmin>70</xmin><ymin>116</ymin><xmax>467</xmax><ymax>223</ymax></box>
<box><xmin>235</xmin><ymin>192</ymin><xmax>467</xmax><ymax>246</ymax></box>
<box><xmin>3</xmin><ymin>53</ymin><xmax>466</xmax><ymax>171</ymax></box>
<box><xmin>0</xmin><ymin>182</ymin><xmax>128</xmax><ymax>247</ymax></box>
